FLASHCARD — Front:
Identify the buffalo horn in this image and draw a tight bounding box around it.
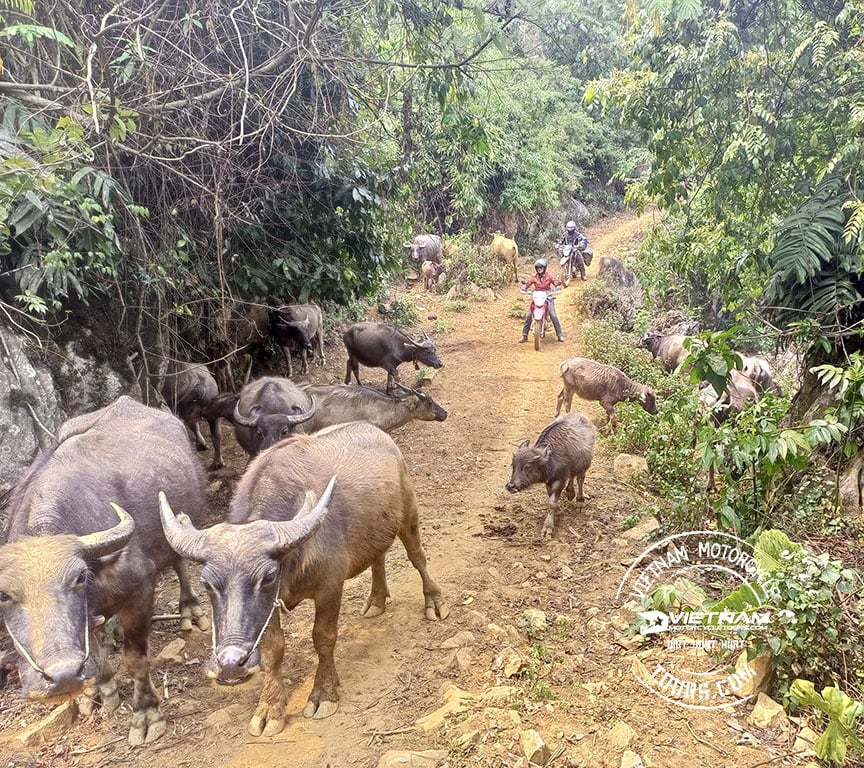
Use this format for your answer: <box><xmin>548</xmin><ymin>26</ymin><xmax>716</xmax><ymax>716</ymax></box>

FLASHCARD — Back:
<box><xmin>282</xmin><ymin>395</ymin><xmax>317</xmax><ymax>425</ymax></box>
<box><xmin>233</xmin><ymin>401</ymin><xmax>261</xmax><ymax>427</ymax></box>
<box><xmin>77</xmin><ymin>503</ymin><xmax>135</xmax><ymax>559</ymax></box>
<box><xmin>158</xmin><ymin>491</ymin><xmax>211</xmax><ymax>562</ymax></box>
<box><xmin>267</xmin><ymin>475</ymin><xmax>337</xmax><ymax>555</ymax></box>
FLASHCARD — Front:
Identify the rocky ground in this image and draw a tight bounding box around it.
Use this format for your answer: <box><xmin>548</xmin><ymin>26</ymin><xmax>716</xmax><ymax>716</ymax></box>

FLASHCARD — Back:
<box><xmin>0</xmin><ymin>213</ymin><xmax>823</xmax><ymax>768</ymax></box>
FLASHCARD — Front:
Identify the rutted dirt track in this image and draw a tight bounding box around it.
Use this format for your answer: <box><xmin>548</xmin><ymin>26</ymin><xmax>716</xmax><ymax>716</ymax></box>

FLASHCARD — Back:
<box><xmin>2</xmin><ymin>213</ymin><xmax>798</xmax><ymax>768</ymax></box>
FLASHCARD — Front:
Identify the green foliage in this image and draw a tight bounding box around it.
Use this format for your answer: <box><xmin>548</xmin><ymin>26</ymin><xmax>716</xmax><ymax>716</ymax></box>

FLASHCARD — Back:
<box><xmin>381</xmin><ymin>298</ymin><xmax>419</xmax><ymax>328</ymax></box>
<box><xmin>443</xmin><ymin>299</ymin><xmax>469</xmax><ymax>313</ymax></box>
<box><xmin>432</xmin><ymin>318</ymin><xmax>454</xmax><ymax>333</ymax></box>
<box><xmin>791</xmin><ymin>680</ymin><xmax>864</xmax><ymax>765</ymax></box>
<box><xmin>716</xmin><ymin>531</ymin><xmax>864</xmax><ymax>705</ymax></box>
<box><xmin>588</xmin><ymin>0</ymin><xmax>864</xmax><ymax>359</ymax></box>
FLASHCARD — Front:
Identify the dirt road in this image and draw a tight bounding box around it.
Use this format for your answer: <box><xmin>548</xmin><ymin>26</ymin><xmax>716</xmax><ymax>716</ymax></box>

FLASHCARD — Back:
<box><xmin>1</xmin><ymin>212</ymin><xmax>792</xmax><ymax>768</ymax></box>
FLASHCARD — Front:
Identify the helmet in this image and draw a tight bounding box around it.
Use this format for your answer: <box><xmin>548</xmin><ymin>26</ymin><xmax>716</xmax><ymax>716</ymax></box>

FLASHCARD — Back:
<box><xmin>534</xmin><ymin>258</ymin><xmax>547</xmax><ymax>269</ymax></box>
<box><xmin>566</xmin><ymin>221</ymin><xmax>577</xmax><ymax>231</ymax></box>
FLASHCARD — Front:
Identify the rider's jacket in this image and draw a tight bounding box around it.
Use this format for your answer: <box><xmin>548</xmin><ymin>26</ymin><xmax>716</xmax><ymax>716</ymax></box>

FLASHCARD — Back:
<box><xmin>524</xmin><ymin>271</ymin><xmax>558</xmax><ymax>292</ymax></box>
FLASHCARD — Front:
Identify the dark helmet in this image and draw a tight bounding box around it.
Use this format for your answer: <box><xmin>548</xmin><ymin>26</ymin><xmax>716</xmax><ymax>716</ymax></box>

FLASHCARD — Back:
<box><xmin>566</xmin><ymin>221</ymin><xmax>577</xmax><ymax>231</ymax></box>
<box><xmin>534</xmin><ymin>258</ymin><xmax>547</xmax><ymax>270</ymax></box>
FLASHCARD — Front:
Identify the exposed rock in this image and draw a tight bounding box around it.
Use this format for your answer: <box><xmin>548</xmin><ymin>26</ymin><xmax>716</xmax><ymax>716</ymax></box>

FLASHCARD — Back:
<box><xmin>793</xmin><ymin>726</ymin><xmax>819</xmax><ymax>757</ymax></box>
<box><xmin>439</xmin><ymin>631</ymin><xmax>476</xmax><ymax>649</ymax></box>
<box><xmin>463</xmin><ymin>610</ymin><xmax>489</xmax><ymax>628</ymax></box>
<box><xmin>415</xmin><ymin>684</ymin><xmax>474</xmax><ymax>732</ymax></box>
<box><xmin>622</xmin><ymin>515</ymin><xmax>660</xmax><ymax>540</ymax></box>
<box><xmin>481</xmin><ymin>685</ymin><xmax>521</xmax><ymax>705</ymax></box>
<box><xmin>447</xmin><ymin>647</ymin><xmax>473</xmax><ymax>676</ymax></box>
<box><xmin>747</xmin><ymin>692</ymin><xmax>787</xmax><ymax>729</ymax></box>
<box><xmin>17</xmin><ymin>700</ymin><xmax>79</xmax><ymax>746</ymax></box>
<box><xmin>157</xmin><ymin>638</ymin><xmax>187</xmax><ymax>664</ymax></box>
<box><xmin>728</xmin><ymin>651</ymin><xmax>772</xmax><ymax>698</ymax></box>
<box><xmin>204</xmin><ymin>704</ymin><xmax>247</xmax><ymax>732</ymax></box>
<box><xmin>519</xmin><ymin>728</ymin><xmax>550</xmax><ymax>766</ymax></box>
<box><xmin>621</xmin><ymin>750</ymin><xmax>645</xmax><ymax>768</ymax></box>
<box><xmin>377</xmin><ymin>749</ymin><xmax>448</xmax><ymax>767</ymax></box>
<box><xmin>0</xmin><ymin>330</ymin><xmax>65</xmax><ymax>521</ymax></box>
<box><xmin>613</xmin><ymin>454</ymin><xmax>648</xmax><ymax>480</ymax></box>
<box><xmin>839</xmin><ymin>451</ymin><xmax>864</xmax><ymax>516</ymax></box>
<box><xmin>521</xmin><ymin>608</ymin><xmax>548</xmax><ymax>634</ymax></box>
<box><xmin>607</xmin><ymin>720</ymin><xmax>636</xmax><ymax>750</ymax></box>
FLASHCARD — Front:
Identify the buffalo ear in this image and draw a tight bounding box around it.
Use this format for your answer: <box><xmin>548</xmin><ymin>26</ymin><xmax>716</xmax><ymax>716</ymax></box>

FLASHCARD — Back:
<box><xmin>517</xmin><ymin>439</ymin><xmax>530</xmax><ymax>450</ymax></box>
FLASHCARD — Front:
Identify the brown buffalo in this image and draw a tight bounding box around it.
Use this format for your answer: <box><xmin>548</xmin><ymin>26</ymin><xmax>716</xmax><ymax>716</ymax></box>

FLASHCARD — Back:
<box><xmin>159</xmin><ymin>421</ymin><xmax>449</xmax><ymax>736</ymax></box>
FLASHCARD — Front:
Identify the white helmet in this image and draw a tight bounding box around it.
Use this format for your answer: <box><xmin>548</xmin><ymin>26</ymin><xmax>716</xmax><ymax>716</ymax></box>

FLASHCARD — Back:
<box><xmin>534</xmin><ymin>259</ymin><xmax>547</xmax><ymax>269</ymax></box>
<box><xmin>566</xmin><ymin>221</ymin><xmax>577</xmax><ymax>231</ymax></box>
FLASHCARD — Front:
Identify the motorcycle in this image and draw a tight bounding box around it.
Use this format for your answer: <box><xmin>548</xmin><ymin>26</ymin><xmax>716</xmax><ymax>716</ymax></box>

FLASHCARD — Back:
<box><xmin>558</xmin><ymin>240</ymin><xmax>593</xmax><ymax>286</ymax></box>
<box><xmin>521</xmin><ymin>286</ymin><xmax>562</xmax><ymax>351</ymax></box>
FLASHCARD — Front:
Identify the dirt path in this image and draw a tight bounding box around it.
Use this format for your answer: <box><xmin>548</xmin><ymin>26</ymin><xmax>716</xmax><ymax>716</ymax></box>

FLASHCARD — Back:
<box><xmin>2</xmin><ymin>212</ymin><xmax>796</xmax><ymax>768</ymax></box>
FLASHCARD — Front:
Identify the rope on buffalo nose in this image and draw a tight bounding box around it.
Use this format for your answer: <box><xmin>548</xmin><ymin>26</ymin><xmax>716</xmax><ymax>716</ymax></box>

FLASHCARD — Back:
<box><xmin>4</xmin><ymin>594</ymin><xmax>93</xmax><ymax>682</ymax></box>
<box><xmin>225</xmin><ymin>568</ymin><xmax>286</xmax><ymax>666</ymax></box>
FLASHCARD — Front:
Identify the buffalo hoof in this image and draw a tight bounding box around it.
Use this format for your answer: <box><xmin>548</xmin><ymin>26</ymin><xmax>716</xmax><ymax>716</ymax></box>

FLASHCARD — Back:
<box><xmin>248</xmin><ymin>698</ymin><xmax>287</xmax><ymax>737</ymax></box>
<box><xmin>180</xmin><ymin>603</ymin><xmax>210</xmax><ymax>632</ymax></box>
<box><xmin>208</xmin><ymin>460</ymin><xmax>224</xmax><ymax>471</ymax></box>
<box><xmin>564</xmin><ymin>488</ymin><xmax>576</xmax><ymax>501</ymax></box>
<box><xmin>425</xmin><ymin>598</ymin><xmax>449</xmax><ymax>621</ymax></box>
<box><xmin>128</xmin><ymin>706</ymin><xmax>166</xmax><ymax>745</ymax></box>
<box><xmin>303</xmin><ymin>699</ymin><xmax>339</xmax><ymax>719</ymax></box>
<box><xmin>541</xmin><ymin>516</ymin><xmax>556</xmax><ymax>538</ymax></box>
<box><xmin>362</xmin><ymin>603</ymin><xmax>386</xmax><ymax>618</ymax></box>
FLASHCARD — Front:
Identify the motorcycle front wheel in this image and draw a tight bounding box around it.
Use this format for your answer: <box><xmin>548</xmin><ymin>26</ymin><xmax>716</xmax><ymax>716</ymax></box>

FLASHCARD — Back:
<box><xmin>562</xmin><ymin>259</ymin><xmax>572</xmax><ymax>287</ymax></box>
<box><xmin>534</xmin><ymin>317</ymin><xmax>544</xmax><ymax>351</ymax></box>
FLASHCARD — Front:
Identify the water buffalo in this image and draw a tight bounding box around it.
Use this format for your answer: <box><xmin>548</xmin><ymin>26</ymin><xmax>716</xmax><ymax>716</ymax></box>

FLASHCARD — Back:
<box><xmin>343</xmin><ymin>322</ymin><xmax>443</xmax><ymax>391</ymax></box>
<box><xmin>297</xmin><ymin>383</ymin><xmax>447</xmax><ymax>434</ymax></box>
<box><xmin>490</xmin><ymin>233</ymin><xmax>520</xmax><ymax>282</ymax></box>
<box><xmin>0</xmin><ymin>397</ymin><xmax>207</xmax><ymax>745</ymax></box>
<box><xmin>232</xmin><ymin>376</ymin><xmax>317</xmax><ymax>455</ymax></box>
<box><xmin>405</xmin><ymin>233</ymin><xmax>443</xmax><ymax>264</ymax></box>
<box><xmin>159</xmin><ymin>421</ymin><xmax>449</xmax><ymax>736</ymax></box>
<box><xmin>643</xmin><ymin>333</ymin><xmax>690</xmax><ymax>373</ymax></box>
<box><xmin>270</xmin><ymin>303</ymin><xmax>326</xmax><ymax>377</ymax></box>
<box><xmin>506</xmin><ymin>412</ymin><xmax>597</xmax><ymax>537</ymax></box>
<box><xmin>223</xmin><ymin>304</ymin><xmax>271</xmax><ymax>387</ymax></box>
<box><xmin>161</xmin><ymin>362</ymin><xmax>224</xmax><ymax>469</ymax></box>
<box><xmin>556</xmin><ymin>357</ymin><xmax>657</xmax><ymax>428</ymax></box>
<box><xmin>421</xmin><ymin>260</ymin><xmax>447</xmax><ymax>291</ymax></box>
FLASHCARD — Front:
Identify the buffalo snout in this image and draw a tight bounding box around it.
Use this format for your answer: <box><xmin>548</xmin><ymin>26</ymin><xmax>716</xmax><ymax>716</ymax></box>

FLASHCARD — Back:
<box><xmin>210</xmin><ymin>645</ymin><xmax>261</xmax><ymax>684</ymax></box>
<box><xmin>24</xmin><ymin>655</ymin><xmax>96</xmax><ymax>700</ymax></box>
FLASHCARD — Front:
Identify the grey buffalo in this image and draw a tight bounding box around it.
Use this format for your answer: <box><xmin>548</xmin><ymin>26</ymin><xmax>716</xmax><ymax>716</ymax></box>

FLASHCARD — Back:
<box><xmin>269</xmin><ymin>303</ymin><xmax>326</xmax><ymax>377</ymax></box>
<box><xmin>159</xmin><ymin>421</ymin><xmax>449</xmax><ymax>737</ymax></box>
<box><xmin>343</xmin><ymin>322</ymin><xmax>443</xmax><ymax>391</ymax></box>
<box><xmin>232</xmin><ymin>376</ymin><xmax>317</xmax><ymax>455</ymax></box>
<box><xmin>405</xmin><ymin>233</ymin><xmax>442</xmax><ymax>264</ymax></box>
<box><xmin>161</xmin><ymin>362</ymin><xmax>225</xmax><ymax>469</ymax></box>
<box><xmin>297</xmin><ymin>383</ymin><xmax>447</xmax><ymax>433</ymax></box>
<box><xmin>0</xmin><ymin>397</ymin><xmax>207</xmax><ymax>745</ymax></box>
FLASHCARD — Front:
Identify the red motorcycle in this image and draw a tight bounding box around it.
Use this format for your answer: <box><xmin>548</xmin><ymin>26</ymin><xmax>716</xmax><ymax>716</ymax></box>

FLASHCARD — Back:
<box><xmin>521</xmin><ymin>286</ymin><xmax>561</xmax><ymax>350</ymax></box>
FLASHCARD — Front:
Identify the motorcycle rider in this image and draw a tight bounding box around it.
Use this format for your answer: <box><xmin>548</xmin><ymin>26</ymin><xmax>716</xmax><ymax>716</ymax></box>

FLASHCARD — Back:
<box><xmin>558</xmin><ymin>220</ymin><xmax>589</xmax><ymax>281</ymax></box>
<box><xmin>519</xmin><ymin>259</ymin><xmax>565</xmax><ymax>342</ymax></box>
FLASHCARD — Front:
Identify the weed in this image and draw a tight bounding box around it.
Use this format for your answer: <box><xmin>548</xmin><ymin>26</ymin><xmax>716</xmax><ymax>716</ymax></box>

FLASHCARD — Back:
<box><xmin>444</xmin><ymin>299</ymin><xmax>469</xmax><ymax>313</ymax></box>
<box><xmin>433</xmin><ymin>318</ymin><xmax>454</xmax><ymax>333</ymax></box>
<box><xmin>508</xmin><ymin>302</ymin><xmax>526</xmax><ymax>319</ymax></box>
<box><xmin>621</xmin><ymin>513</ymin><xmax>640</xmax><ymax>530</ymax></box>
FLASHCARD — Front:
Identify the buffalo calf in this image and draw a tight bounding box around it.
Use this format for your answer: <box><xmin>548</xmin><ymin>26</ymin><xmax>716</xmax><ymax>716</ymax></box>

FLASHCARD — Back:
<box><xmin>506</xmin><ymin>412</ymin><xmax>596</xmax><ymax>537</ymax></box>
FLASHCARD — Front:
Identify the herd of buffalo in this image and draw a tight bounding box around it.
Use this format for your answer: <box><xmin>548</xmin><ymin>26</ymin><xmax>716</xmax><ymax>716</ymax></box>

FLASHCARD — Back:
<box><xmin>0</xmin><ymin>255</ymin><xmax>785</xmax><ymax>748</ymax></box>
